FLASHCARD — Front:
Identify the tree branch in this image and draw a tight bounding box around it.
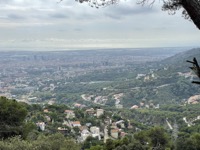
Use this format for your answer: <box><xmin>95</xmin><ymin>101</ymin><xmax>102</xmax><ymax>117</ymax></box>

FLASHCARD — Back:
<box><xmin>137</xmin><ymin>0</ymin><xmax>156</xmax><ymax>7</ymax></box>
<box><xmin>187</xmin><ymin>57</ymin><xmax>200</xmax><ymax>84</ymax></box>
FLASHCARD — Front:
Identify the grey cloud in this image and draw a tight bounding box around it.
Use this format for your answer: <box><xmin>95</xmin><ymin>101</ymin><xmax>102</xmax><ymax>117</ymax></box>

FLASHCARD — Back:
<box><xmin>49</xmin><ymin>13</ymin><xmax>69</xmax><ymax>19</ymax></box>
<box><xmin>104</xmin><ymin>13</ymin><xmax>121</xmax><ymax>20</ymax></box>
<box><xmin>76</xmin><ymin>14</ymin><xmax>96</xmax><ymax>20</ymax></box>
<box><xmin>74</xmin><ymin>28</ymin><xmax>82</xmax><ymax>32</ymax></box>
<box><xmin>7</xmin><ymin>14</ymin><xmax>26</xmax><ymax>20</ymax></box>
<box><xmin>0</xmin><ymin>0</ymin><xmax>199</xmax><ymax>50</ymax></box>
<box><xmin>104</xmin><ymin>4</ymin><xmax>158</xmax><ymax>20</ymax></box>
<box><xmin>0</xmin><ymin>0</ymin><xmax>14</xmax><ymax>4</ymax></box>
<box><xmin>117</xmin><ymin>6</ymin><xmax>156</xmax><ymax>15</ymax></box>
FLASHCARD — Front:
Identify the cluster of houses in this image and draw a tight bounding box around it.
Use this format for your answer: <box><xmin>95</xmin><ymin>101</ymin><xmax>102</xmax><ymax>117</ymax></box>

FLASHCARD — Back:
<box><xmin>36</xmin><ymin>107</ymin><xmax>133</xmax><ymax>143</ymax></box>
<box><xmin>82</xmin><ymin>93</ymin><xmax>124</xmax><ymax>109</ymax></box>
<box><xmin>136</xmin><ymin>72</ymin><xmax>157</xmax><ymax>82</ymax></box>
<box><xmin>65</xmin><ymin>108</ymin><xmax>104</xmax><ymax>142</ymax></box>
<box><xmin>130</xmin><ymin>102</ymin><xmax>160</xmax><ymax>110</ymax></box>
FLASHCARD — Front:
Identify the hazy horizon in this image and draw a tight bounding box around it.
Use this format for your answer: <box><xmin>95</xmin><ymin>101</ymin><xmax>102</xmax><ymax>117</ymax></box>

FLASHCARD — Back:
<box><xmin>0</xmin><ymin>46</ymin><xmax>196</xmax><ymax>52</ymax></box>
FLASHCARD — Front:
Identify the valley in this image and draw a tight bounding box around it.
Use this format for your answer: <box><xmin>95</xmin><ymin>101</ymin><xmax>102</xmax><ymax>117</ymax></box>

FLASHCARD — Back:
<box><xmin>1</xmin><ymin>47</ymin><xmax>200</xmax><ymax>149</ymax></box>
<box><xmin>0</xmin><ymin>47</ymin><xmax>194</xmax><ymax>108</ymax></box>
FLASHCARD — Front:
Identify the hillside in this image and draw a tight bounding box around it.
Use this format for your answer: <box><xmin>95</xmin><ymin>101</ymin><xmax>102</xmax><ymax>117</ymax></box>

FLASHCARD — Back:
<box><xmin>73</xmin><ymin>48</ymin><xmax>200</xmax><ymax>108</ymax></box>
<box><xmin>163</xmin><ymin>48</ymin><xmax>200</xmax><ymax>63</ymax></box>
<box><xmin>1</xmin><ymin>48</ymin><xmax>200</xmax><ymax>108</ymax></box>
<box><xmin>161</xmin><ymin>48</ymin><xmax>200</xmax><ymax>71</ymax></box>
<box><xmin>119</xmin><ymin>48</ymin><xmax>200</xmax><ymax>107</ymax></box>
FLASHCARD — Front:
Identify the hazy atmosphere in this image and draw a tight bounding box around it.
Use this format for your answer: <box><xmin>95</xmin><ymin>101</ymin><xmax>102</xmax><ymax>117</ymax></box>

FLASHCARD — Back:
<box><xmin>0</xmin><ymin>0</ymin><xmax>200</xmax><ymax>51</ymax></box>
<box><xmin>1</xmin><ymin>1</ymin><xmax>200</xmax><ymax>149</ymax></box>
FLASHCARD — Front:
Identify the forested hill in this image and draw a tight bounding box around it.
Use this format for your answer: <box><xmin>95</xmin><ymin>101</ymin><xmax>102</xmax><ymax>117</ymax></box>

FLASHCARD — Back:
<box><xmin>163</xmin><ymin>48</ymin><xmax>200</xmax><ymax>64</ymax></box>
<box><xmin>160</xmin><ymin>48</ymin><xmax>200</xmax><ymax>72</ymax></box>
<box><xmin>117</xmin><ymin>48</ymin><xmax>200</xmax><ymax>107</ymax></box>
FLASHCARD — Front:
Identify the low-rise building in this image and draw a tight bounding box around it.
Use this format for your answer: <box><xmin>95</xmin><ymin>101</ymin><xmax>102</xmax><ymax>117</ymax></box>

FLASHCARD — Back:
<box><xmin>90</xmin><ymin>126</ymin><xmax>101</xmax><ymax>140</ymax></box>
<box><xmin>36</xmin><ymin>122</ymin><xmax>45</xmax><ymax>131</ymax></box>
<box><xmin>57</xmin><ymin>127</ymin><xmax>69</xmax><ymax>135</ymax></box>
<box><xmin>79</xmin><ymin>126</ymin><xmax>88</xmax><ymax>132</ymax></box>
<box><xmin>115</xmin><ymin>120</ymin><xmax>125</xmax><ymax>128</ymax></box>
<box><xmin>81</xmin><ymin>129</ymin><xmax>91</xmax><ymax>142</ymax></box>
<box><xmin>43</xmin><ymin>109</ymin><xmax>49</xmax><ymax>113</ymax></box>
<box><xmin>64</xmin><ymin>110</ymin><xmax>75</xmax><ymax>119</ymax></box>
<box><xmin>96</xmin><ymin>109</ymin><xmax>104</xmax><ymax>118</ymax></box>
<box><xmin>111</xmin><ymin>129</ymin><xmax>119</xmax><ymax>139</ymax></box>
<box><xmin>72</xmin><ymin>121</ymin><xmax>81</xmax><ymax>127</ymax></box>
<box><xmin>85</xmin><ymin>108</ymin><xmax>95</xmax><ymax>116</ymax></box>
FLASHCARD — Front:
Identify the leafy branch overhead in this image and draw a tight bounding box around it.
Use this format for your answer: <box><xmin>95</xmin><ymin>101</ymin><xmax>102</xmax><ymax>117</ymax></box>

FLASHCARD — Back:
<box><xmin>75</xmin><ymin>0</ymin><xmax>200</xmax><ymax>30</ymax></box>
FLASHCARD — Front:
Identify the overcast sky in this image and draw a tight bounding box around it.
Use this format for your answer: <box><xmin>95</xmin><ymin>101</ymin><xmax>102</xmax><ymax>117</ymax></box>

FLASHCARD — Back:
<box><xmin>0</xmin><ymin>0</ymin><xmax>199</xmax><ymax>51</ymax></box>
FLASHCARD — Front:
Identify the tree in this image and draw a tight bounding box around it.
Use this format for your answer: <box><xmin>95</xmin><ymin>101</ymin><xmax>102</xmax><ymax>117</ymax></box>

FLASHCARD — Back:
<box><xmin>105</xmin><ymin>139</ymin><xmax>115</xmax><ymax>150</ymax></box>
<box><xmin>176</xmin><ymin>133</ymin><xmax>200</xmax><ymax>150</ymax></box>
<box><xmin>75</xmin><ymin>0</ymin><xmax>200</xmax><ymax>30</ymax></box>
<box><xmin>0</xmin><ymin>133</ymin><xmax>81</xmax><ymax>150</ymax></box>
<box><xmin>82</xmin><ymin>136</ymin><xmax>103</xmax><ymax>149</ymax></box>
<box><xmin>89</xmin><ymin>145</ymin><xmax>104</xmax><ymax>150</ymax></box>
<box><xmin>147</xmin><ymin>127</ymin><xmax>171</xmax><ymax>150</ymax></box>
<box><xmin>0</xmin><ymin>97</ymin><xmax>28</xmax><ymax>139</ymax></box>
